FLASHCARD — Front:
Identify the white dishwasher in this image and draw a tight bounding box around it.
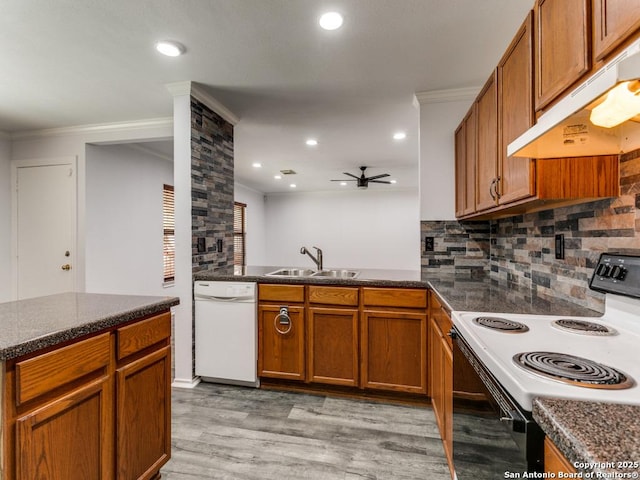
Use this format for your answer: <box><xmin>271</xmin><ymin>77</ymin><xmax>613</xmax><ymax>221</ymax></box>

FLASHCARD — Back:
<box><xmin>194</xmin><ymin>281</ymin><xmax>258</xmax><ymax>387</ymax></box>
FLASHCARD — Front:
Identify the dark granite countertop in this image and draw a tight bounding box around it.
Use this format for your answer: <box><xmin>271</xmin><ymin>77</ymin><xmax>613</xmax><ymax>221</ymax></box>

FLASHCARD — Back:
<box><xmin>194</xmin><ymin>266</ymin><xmax>428</xmax><ymax>288</ymax></box>
<box><xmin>424</xmin><ymin>275</ymin><xmax>601</xmax><ymax>317</ymax></box>
<box><xmin>533</xmin><ymin>397</ymin><xmax>640</xmax><ymax>476</ymax></box>
<box><xmin>0</xmin><ymin>292</ymin><xmax>179</xmax><ymax>361</ymax></box>
<box><xmin>195</xmin><ymin>267</ymin><xmax>600</xmax><ymax>317</ymax></box>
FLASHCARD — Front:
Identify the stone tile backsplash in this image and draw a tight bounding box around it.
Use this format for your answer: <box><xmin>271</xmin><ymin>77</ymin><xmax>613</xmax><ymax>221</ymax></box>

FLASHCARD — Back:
<box><xmin>421</xmin><ymin>150</ymin><xmax>640</xmax><ymax>311</ymax></box>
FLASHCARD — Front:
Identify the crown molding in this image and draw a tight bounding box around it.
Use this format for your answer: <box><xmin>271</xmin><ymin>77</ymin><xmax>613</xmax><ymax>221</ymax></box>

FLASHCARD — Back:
<box><xmin>10</xmin><ymin>117</ymin><xmax>173</xmax><ymax>141</ymax></box>
<box><xmin>415</xmin><ymin>87</ymin><xmax>480</xmax><ymax>105</ymax></box>
<box><xmin>165</xmin><ymin>81</ymin><xmax>239</xmax><ymax>126</ymax></box>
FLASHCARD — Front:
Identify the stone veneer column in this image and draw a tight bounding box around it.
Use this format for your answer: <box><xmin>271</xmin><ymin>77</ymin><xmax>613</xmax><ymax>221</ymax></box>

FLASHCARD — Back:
<box><xmin>190</xmin><ymin>97</ymin><xmax>235</xmax><ymax>275</ymax></box>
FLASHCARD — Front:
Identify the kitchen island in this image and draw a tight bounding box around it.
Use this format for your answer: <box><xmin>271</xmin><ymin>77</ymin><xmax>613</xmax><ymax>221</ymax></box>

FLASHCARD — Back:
<box><xmin>0</xmin><ymin>292</ymin><xmax>179</xmax><ymax>480</ymax></box>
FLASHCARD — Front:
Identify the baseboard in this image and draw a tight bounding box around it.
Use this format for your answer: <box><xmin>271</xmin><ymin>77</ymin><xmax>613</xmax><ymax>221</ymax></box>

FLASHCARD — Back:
<box><xmin>171</xmin><ymin>377</ymin><xmax>202</xmax><ymax>389</ymax></box>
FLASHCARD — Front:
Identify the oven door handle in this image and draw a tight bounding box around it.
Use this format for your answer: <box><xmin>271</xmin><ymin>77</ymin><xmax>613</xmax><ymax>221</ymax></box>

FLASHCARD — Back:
<box><xmin>500</xmin><ymin>409</ymin><xmax>526</xmax><ymax>433</ymax></box>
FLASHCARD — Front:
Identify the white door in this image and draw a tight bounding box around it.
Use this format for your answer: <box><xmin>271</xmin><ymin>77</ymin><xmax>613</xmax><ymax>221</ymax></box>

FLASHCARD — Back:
<box><xmin>14</xmin><ymin>160</ymin><xmax>76</xmax><ymax>299</ymax></box>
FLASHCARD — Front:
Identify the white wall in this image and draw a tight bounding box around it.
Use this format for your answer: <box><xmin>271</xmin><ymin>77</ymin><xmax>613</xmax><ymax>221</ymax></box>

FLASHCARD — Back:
<box><xmin>85</xmin><ymin>144</ymin><xmax>173</xmax><ymax>295</ymax></box>
<box><xmin>234</xmin><ymin>183</ymin><xmax>267</xmax><ymax>266</ymax></box>
<box><xmin>264</xmin><ymin>189</ymin><xmax>420</xmax><ymax>271</ymax></box>
<box><xmin>10</xmin><ymin>120</ymin><xmax>173</xmax><ymax>292</ymax></box>
<box><xmin>0</xmin><ymin>135</ymin><xmax>11</xmax><ymax>302</ymax></box>
<box><xmin>418</xmin><ymin>90</ymin><xmax>477</xmax><ymax>220</ymax></box>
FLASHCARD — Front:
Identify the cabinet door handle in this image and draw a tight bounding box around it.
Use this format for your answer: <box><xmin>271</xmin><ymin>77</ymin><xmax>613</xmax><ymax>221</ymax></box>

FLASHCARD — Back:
<box><xmin>495</xmin><ymin>176</ymin><xmax>502</xmax><ymax>200</ymax></box>
<box><xmin>274</xmin><ymin>310</ymin><xmax>292</xmax><ymax>335</ymax></box>
<box><xmin>489</xmin><ymin>178</ymin><xmax>497</xmax><ymax>200</ymax></box>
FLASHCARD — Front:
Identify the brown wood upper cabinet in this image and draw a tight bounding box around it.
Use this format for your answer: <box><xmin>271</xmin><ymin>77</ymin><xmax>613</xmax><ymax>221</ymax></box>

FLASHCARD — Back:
<box><xmin>475</xmin><ymin>72</ymin><xmax>499</xmax><ymax>212</ymax></box>
<box><xmin>535</xmin><ymin>0</ymin><xmax>591</xmax><ymax>112</ymax></box>
<box><xmin>455</xmin><ymin>106</ymin><xmax>477</xmax><ymax>217</ymax></box>
<box><xmin>498</xmin><ymin>11</ymin><xmax>536</xmax><ymax>206</ymax></box>
<box><xmin>593</xmin><ymin>0</ymin><xmax>640</xmax><ymax>62</ymax></box>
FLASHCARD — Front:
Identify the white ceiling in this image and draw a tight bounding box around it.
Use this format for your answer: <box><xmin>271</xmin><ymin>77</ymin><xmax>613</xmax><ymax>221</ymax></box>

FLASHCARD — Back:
<box><xmin>2</xmin><ymin>0</ymin><xmax>533</xmax><ymax>193</ymax></box>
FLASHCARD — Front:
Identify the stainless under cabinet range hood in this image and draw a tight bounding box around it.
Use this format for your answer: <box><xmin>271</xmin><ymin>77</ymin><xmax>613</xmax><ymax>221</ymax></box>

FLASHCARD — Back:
<box><xmin>508</xmin><ymin>38</ymin><xmax>640</xmax><ymax>159</ymax></box>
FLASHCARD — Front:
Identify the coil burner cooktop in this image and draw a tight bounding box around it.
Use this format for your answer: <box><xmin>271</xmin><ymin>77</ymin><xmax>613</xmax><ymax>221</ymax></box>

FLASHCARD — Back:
<box><xmin>513</xmin><ymin>351</ymin><xmax>634</xmax><ymax>389</ymax></box>
<box><xmin>472</xmin><ymin>316</ymin><xmax>529</xmax><ymax>333</ymax></box>
<box><xmin>551</xmin><ymin>319</ymin><xmax>617</xmax><ymax>336</ymax></box>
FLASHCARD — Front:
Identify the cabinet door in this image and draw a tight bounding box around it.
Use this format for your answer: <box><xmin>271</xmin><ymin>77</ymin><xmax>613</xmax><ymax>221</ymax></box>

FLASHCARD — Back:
<box><xmin>498</xmin><ymin>12</ymin><xmax>536</xmax><ymax>205</ymax></box>
<box><xmin>307</xmin><ymin>307</ymin><xmax>359</xmax><ymax>386</ymax></box>
<box><xmin>535</xmin><ymin>0</ymin><xmax>591</xmax><ymax>111</ymax></box>
<box><xmin>116</xmin><ymin>346</ymin><xmax>171</xmax><ymax>480</ymax></box>
<box><xmin>442</xmin><ymin>338</ymin><xmax>453</xmax><ymax>466</ymax></box>
<box><xmin>456</xmin><ymin>107</ymin><xmax>477</xmax><ymax>217</ymax></box>
<box><xmin>475</xmin><ymin>72</ymin><xmax>499</xmax><ymax>212</ymax></box>
<box><xmin>361</xmin><ymin>310</ymin><xmax>427</xmax><ymax>394</ymax></box>
<box><xmin>16</xmin><ymin>377</ymin><xmax>112</xmax><ymax>480</ymax></box>
<box><xmin>593</xmin><ymin>0</ymin><xmax>640</xmax><ymax>61</ymax></box>
<box><xmin>258</xmin><ymin>304</ymin><xmax>305</xmax><ymax>381</ymax></box>
<box><xmin>428</xmin><ymin>318</ymin><xmax>443</xmax><ymax>422</ymax></box>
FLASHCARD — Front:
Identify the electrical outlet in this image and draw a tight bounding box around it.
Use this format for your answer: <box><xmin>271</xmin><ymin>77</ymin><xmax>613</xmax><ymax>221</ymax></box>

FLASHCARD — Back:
<box><xmin>197</xmin><ymin>237</ymin><xmax>206</xmax><ymax>253</ymax></box>
<box><xmin>555</xmin><ymin>234</ymin><xmax>565</xmax><ymax>260</ymax></box>
<box><xmin>425</xmin><ymin>236</ymin><xmax>435</xmax><ymax>252</ymax></box>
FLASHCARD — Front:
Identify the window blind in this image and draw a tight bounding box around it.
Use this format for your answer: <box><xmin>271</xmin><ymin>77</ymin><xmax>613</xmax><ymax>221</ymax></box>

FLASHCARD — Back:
<box><xmin>163</xmin><ymin>184</ymin><xmax>175</xmax><ymax>282</ymax></box>
<box><xmin>234</xmin><ymin>202</ymin><xmax>246</xmax><ymax>268</ymax></box>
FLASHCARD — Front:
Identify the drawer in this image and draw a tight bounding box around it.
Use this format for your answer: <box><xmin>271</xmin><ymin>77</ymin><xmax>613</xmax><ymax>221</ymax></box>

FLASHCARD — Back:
<box><xmin>308</xmin><ymin>286</ymin><xmax>358</xmax><ymax>306</ymax></box>
<box><xmin>259</xmin><ymin>284</ymin><xmax>305</xmax><ymax>303</ymax></box>
<box><xmin>117</xmin><ymin>311</ymin><xmax>171</xmax><ymax>360</ymax></box>
<box><xmin>16</xmin><ymin>333</ymin><xmax>110</xmax><ymax>405</ymax></box>
<box><xmin>362</xmin><ymin>288</ymin><xmax>427</xmax><ymax>309</ymax></box>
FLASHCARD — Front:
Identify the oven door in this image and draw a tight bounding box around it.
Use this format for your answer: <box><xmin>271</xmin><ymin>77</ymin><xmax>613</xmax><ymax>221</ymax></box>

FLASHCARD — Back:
<box><xmin>451</xmin><ymin>327</ymin><xmax>543</xmax><ymax>478</ymax></box>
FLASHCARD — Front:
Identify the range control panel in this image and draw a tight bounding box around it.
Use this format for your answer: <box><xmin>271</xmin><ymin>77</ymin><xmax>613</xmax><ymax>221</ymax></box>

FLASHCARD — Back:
<box><xmin>590</xmin><ymin>254</ymin><xmax>640</xmax><ymax>299</ymax></box>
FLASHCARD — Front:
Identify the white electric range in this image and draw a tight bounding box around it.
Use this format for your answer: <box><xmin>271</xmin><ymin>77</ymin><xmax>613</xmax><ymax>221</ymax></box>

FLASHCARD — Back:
<box><xmin>449</xmin><ymin>253</ymin><xmax>640</xmax><ymax>478</ymax></box>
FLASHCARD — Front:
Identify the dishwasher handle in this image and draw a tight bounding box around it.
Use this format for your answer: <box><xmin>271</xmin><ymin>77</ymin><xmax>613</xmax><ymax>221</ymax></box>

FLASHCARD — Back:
<box><xmin>195</xmin><ymin>294</ymin><xmax>255</xmax><ymax>302</ymax></box>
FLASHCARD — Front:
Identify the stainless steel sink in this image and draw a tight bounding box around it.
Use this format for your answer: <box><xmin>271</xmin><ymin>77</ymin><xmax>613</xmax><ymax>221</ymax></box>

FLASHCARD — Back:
<box><xmin>265</xmin><ymin>268</ymin><xmax>315</xmax><ymax>277</ymax></box>
<box><xmin>311</xmin><ymin>269</ymin><xmax>360</xmax><ymax>279</ymax></box>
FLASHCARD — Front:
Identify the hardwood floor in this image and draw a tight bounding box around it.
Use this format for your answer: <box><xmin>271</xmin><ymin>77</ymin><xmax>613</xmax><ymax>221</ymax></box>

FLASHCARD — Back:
<box><xmin>160</xmin><ymin>383</ymin><xmax>451</xmax><ymax>479</ymax></box>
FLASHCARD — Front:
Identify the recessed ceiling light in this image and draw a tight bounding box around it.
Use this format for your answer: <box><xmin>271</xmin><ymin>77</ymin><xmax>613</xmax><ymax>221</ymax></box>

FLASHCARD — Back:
<box><xmin>155</xmin><ymin>40</ymin><xmax>185</xmax><ymax>57</ymax></box>
<box><xmin>274</xmin><ymin>175</ymin><xmax>282</xmax><ymax>180</ymax></box>
<box><xmin>306</xmin><ymin>139</ymin><xmax>318</xmax><ymax>146</ymax></box>
<box><xmin>393</xmin><ymin>132</ymin><xmax>407</xmax><ymax>140</ymax></box>
<box><xmin>319</xmin><ymin>12</ymin><xmax>343</xmax><ymax>30</ymax></box>
<box><xmin>289</xmin><ymin>183</ymin><xmax>297</xmax><ymax>188</ymax></box>
<box><xmin>390</xmin><ymin>179</ymin><xmax>397</xmax><ymax>184</ymax></box>
<box><xmin>340</xmin><ymin>182</ymin><xmax>347</xmax><ymax>186</ymax></box>
<box><xmin>252</xmin><ymin>162</ymin><xmax>262</xmax><ymax>168</ymax></box>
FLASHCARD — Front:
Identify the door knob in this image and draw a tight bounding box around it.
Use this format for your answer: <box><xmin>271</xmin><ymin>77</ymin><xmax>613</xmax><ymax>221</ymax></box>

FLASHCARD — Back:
<box><xmin>61</xmin><ymin>264</ymin><xmax>72</xmax><ymax>271</ymax></box>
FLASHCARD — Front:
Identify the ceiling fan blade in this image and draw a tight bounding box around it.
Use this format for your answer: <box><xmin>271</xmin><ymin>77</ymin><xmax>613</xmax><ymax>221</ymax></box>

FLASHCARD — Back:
<box><xmin>365</xmin><ymin>173</ymin><xmax>390</xmax><ymax>181</ymax></box>
<box><xmin>369</xmin><ymin>180</ymin><xmax>392</xmax><ymax>184</ymax></box>
<box><xmin>331</xmin><ymin>179</ymin><xmax>356</xmax><ymax>182</ymax></box>
<box><xmin>343</xmin><ymin>172</ymin><xmax>360</xmax><ymax>180</ymax></box>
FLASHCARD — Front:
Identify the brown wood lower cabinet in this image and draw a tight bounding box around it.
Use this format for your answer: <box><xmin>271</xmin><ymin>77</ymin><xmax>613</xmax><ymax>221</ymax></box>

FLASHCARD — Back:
<box><xmin>361</xmin><ymin>309</ymin><xmax>427</xmax><ymax>394</ymax></box>
<box><xmin>428</xmin><ymin>291</ymin><xmax>454</xmax><ymax>475</ymax></box>
<box><xmin>3</xmin><ymin>310</ymin><xmax>172</xmax><ymax>480</ymax></box>
<box><xmin>544</xmin><ymin>436</ymin><xmax>577</xmax><ymax>475</ymax></box>
<box><xmin>117</xmin><ymin>345</ymin><xmax>171</xmax><ymax>480</ymax></box>
<box><xmin>307</xmin><ymin>306</ymin><xmax>358</xmax><ymax>386</ymax></box>
<box><xmin>258</xmin><ymin>304</ymin><xmax>306</xmax><ymax>381</ymax></box>
<box><xmin>16</xmin><ymin>376</ymin><xmax>112</xmax><ymax>480</ymax></box>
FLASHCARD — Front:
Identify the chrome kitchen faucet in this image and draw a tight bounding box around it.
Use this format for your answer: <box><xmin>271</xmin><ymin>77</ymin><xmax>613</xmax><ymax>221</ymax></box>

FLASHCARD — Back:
<box><xmin>300</xmin><ymin>246</ymin><xmax>323</xmax><ymax>271</ymax></box>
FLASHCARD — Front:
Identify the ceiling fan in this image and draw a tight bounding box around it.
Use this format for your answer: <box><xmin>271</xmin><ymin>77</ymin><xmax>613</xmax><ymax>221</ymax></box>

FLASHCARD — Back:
<box><xmin>331</xmin><ymin>166</ymin><xmax>391</xmax><ymax>189</ymax></box>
